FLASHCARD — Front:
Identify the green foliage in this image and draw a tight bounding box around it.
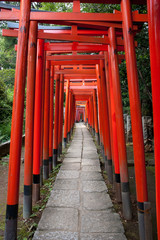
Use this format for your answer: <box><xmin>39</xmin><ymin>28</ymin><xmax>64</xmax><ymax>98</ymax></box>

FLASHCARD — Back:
<box><xmin>3</xmin><ymin>1</ymin><xmax>42</xmax><ymax>9</ymax></box>
<box><xmin>0</xmin><ymin>120</ymin><xmax>11</xmax><ymax>143</ymax></box>
<box><xmin>81</xmin><ymin>3</ymin><xmax>120</xmax><ymax>13</ymax></box>
<box><xmin>0</xmin><ymin>68</ymin><xmax>15</xmax><ymax>88</ymax></box>
<box><xmin>0</xmin><ymin>35</ymin><xmax>17</xmax><ymax>69</ymax></box>
<box><xmin>0</xmin><ymin>72</ymin><xmax>13</xmax><ymax>120</ymax></box>
<box><xmin>40</xmin><ymin>2</ymin><xmax>73</xmax><ymax>12</ymax></box>
<box><xmin>4</xmin><ymin>2</ymin><xmax>20</xmax><ymax>6</ymax></box>
<box><xmin>0</xmin><ymin>69</ymin><xmax>15</xmax><ymax>143</ymax></box>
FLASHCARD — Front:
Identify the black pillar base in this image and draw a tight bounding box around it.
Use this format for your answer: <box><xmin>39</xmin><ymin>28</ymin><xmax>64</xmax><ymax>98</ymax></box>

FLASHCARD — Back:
<box><xmin>43</xmin><ymin>159</ymin><xmax>49</xmax><ymax>180</ymax></box>
<box><xmin>64</xmin><ymin>138</ymin><xmax>67</xmax><ymax>148</ymax></box>
<box><xmin>33</xmin><ymin>174</ymin><xmax>40</xmax><ymax>203</ymax></box>
<box><xmin>40</xmin><ymin>166</ymin><xmax>43</xmax><ymax>187</ymax></box>
<box><xmin>53</xmin><ymin>149</ymin><xmax>58</xmax><ymax>167</ymax></box>
<box><xmin>59</xmin><ymin>142</ymin><xmax>62</xmax><ymax>156</ymax></box>
<box><xmin>5</xmin><ymin>205</ymin><xmax>18</xmax><ymax>240</ymax></box>
<box><xmin>67</xmin><ymin>132</ymin><xmax>70</xmax><ymax>142</ymax></box>
<box><xmin>121</xmin><ymin>182</ymin><xmax>132</xmax><ymax>220</ymax></box>
<box><xmin>49</xmin><ymin>156</ymin><xmax>53</xmax><ymax>173</ymax></box>
<box><xmin>107</xmin><ymin>159</ymin><xmax>113</xmax><ymax>184</ymax></box>
<box><xmin>115</xmin><ymin>174</ymin><xmax>121</xmax><ymax>203</ymax></box>
<box><xmin>23</xmin><ymin>185</ymin><xmax>32</xmax><ymax>219</ymax></box>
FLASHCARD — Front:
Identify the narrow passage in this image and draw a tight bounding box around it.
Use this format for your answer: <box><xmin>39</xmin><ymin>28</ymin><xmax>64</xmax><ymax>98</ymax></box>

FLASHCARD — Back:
<box><xmin>33</xmin><ymin>123</ymin><xmax>126</xmax><ymax>240</ymax></box>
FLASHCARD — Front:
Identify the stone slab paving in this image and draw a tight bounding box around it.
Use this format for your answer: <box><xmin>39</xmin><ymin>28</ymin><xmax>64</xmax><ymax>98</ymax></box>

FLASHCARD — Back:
<box><xmin>33</xmin><ymin>123</ymin><xmax>127</xmax><ymax>240</ymax></box>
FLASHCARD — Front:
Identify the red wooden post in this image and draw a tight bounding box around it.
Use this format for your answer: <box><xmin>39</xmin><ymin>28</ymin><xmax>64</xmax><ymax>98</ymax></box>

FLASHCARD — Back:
<box><xmin>23</xmin><ymin>21</ymin><xmax>37</xmax><ymax>219</ymax></box>
<box><xmin>5</xmin><ymin>0</ymin><xmax>31</xmax><ymax>238</ymax></box>
<box><xmin>72</xmin><ymin>97</ymin><xmax>75</xmax><ymax>131</ymax></box>
<box><xmin>40</xmin><ymin>52</ymin><xmax>46</xmax><ymax>186</ymax></box>
<box><xmin>96</xmin><ymin>67</ymin><xmax>104</xmax><ymax>149</ymax></box>
<box><xmin>85</xmin><ymin>104</ymin><xmax>87</xmax><ymax>123</ymax></box>
<box><xmin>147</xmin><ymin>0</ymin><xmax>160</xmax><ymax>238</ymax></box>
<box><xmin>58</xmin><ymin>74</ymin><xmax>64</xmax><ymax>156</ymax></box>
<box><xmin>104</xmin><ymin>51</ymin><xmax>121</xmax><ymax>203</ymax></box>
<box><xmin>96</xmin><ymin>65</ymin><xmax>106</xmax><ymax>157</ymax></box>
<box><xmin>109</xmin><ymin>67</ymin><xmax>121</xmax><ymax>203</ymax></box>
<box><xmin>86</xmin><ymin>101</ymin><xmax>89</xmax><ymax>126</ymax></box>
<box><xmin>49</xmin><ymin>65</ymin><xmax>54</xmax><ymax>173</ymax></box>
<box><xmin>33</xmin><ymin>39</ymin><xmax>44</xmax><ymax>202</ymax></box>
<box><xmin>89</xmin><ymin>97</ymin><xmax>92</xmax><ymax>133</ymax></box>
<box><xmin>64</xmin><ymin>80</ymin><xmax>70</xmax><ymax>148</ymax></box>
<box><xmin>101</xmin><ymin>60</ymin><xmax>113</xmax><ymax>183</ymax></box>
<box><xmin>88</xmin><ymin>98</ymin><xmax>91</xmax><ymax>133</ymax></box>
<box><xmin>121</xmin><ymin>0</ymin><xmax>151</xmax><ymax>237</ymax></box>
<box><xmin>108</xmin><ymin>27</ymin><xmax>132</xmax><ymax>219</ymax></box>
<box><xmin>97</xmin><ymin>62</ymin><xmax>113</xmax><ymax>183</ymax></box>
<box><xmin>43</xmin><ymin>60</ymin><xmax>50</xmax><ymax>179</ymax></box>
<box><xmin>91</xmin><ymin>95</ymin><xmax>95</xmax><ymax>135</ymax></box>
<box><xmin>70</xmin><ymin>92</ymin><xmax>74</xmax><ymax>137</ymax></box>
<box><xmin>53</xmin><ymin>73</ymin><xmax>60</xmax><ymax>167</ymax></box>
<box><xmin>93</xmin><ymin>89</ymin><xmax>99</xmax><ymax>144</ymax></box>
<box><xmin>68</xmin><ymin>90</ymin><xmax>72</xmax><ymax>141</ymax></box>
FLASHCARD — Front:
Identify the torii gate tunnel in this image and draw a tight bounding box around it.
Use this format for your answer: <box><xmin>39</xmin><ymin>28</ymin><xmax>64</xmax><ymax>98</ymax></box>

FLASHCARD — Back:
<box><xmin>0</xmin><ymin>0</ymin><xmax>159</xmax><ymax>239</ymax></box>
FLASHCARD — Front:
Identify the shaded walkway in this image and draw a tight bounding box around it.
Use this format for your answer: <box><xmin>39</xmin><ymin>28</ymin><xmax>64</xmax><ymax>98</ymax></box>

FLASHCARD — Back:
<box><xmin>33</xmin><ymin>123</ymin><xmax>126</xmax><ymax>240</ymax></box>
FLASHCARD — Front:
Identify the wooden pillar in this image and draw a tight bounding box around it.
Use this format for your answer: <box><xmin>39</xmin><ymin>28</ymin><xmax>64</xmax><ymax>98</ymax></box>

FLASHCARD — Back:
<box><xmin>93</xmin><ymin>89</ymin><xmax>99</xmax><ymax>144</ymax></box>
<box><xmin>96</xmin><ymin>67</ymin><xmax>104</xmax><ymax>150</ymax></box>
<box><xmin>67</xmin><ymin>90</ymin><xmax>71</xmax><ymax>140</ymax></box>
<box><xmin>32</xmin><ymin>39</ymin><xmax>44</xmax><ymax>203</ymax></box>
<box><xmin>53</xmin><ymin>73</ymin><xmax>60</xmax><ymax>167</ymax></box>
<box><xmin>40</xmin><ymin>52</ymin><xmax>46</xmax><ymax>186</ymax></box>
<box><xmin>108</xmin><ymin>27</ymin><xmax>132</xmax><ymax>219</ymax></box>
<box><xmin>64</xmin><ymin>80</ymin><xmax>70</xmax><ymax>148</ymax></box>
<box><xmin>104</xmin><ymin>51</ymin><xmax>121</xmax><ymax>203</ymax></box>
<box><xmin>121</xmin><ymin>0</ymin><xmax>151</xmax><ymax>238</ymax></box>
<box><xmin>43</xmin><ymin>60</ymin><xmax>50</xmax><ymax>179</ymax></box>
<box><xmin>70</xmin><ymin>92</ymin><xmax>74</xmax><ymax>137</ymax></box>
<box><xmin>91</xmin><ymin>95</ymin><xmax>95</xmax><ymax>135</ymax></box>
<box><xmin>97</xmin><ymin>62</ymin><xmax>113</xmax><ymax>182</ymax></box>
<box><xmin>5</xmin><ymin>0</ymin><xmax>31</xmax><ymax>238</ymax></box>
<box><xmin>58</xmin><ymin>74</ymin><xmax>64</xmax><ymax>156</ymax></box>
<box><xmin>147</xmin><ymin>0</ymin><xmax>160</xmax><ymax>238</ymax></box>
<box><xmin>23</xmin><ymin>21</ymin><xmax>37</xmax><ymax>219</ymax></box>
<box><xmin>49</xmin><ymin>65</ymin><xmax>54</xmax><ymax>173</ymax></box>
<box><xmin>68</xmin><ymin>90</ymin><xmax>72</xmax><ymax>141</ymax></box>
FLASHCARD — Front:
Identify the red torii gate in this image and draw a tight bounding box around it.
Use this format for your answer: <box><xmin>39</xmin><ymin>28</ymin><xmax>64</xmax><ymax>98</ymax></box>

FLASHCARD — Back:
<box><xmin>1</xmin><ymin>0</ymin><xmax>160</xmax><ymax>239</ymax></box>
<box><xmin>2</xmin><ymin>3</ymin><xmax>145</xmax><ymax>238</ymax></box>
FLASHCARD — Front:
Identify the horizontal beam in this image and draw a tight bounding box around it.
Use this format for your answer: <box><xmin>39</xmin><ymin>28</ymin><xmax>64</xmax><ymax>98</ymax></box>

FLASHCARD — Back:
<box><xmin>38</xmin><ymin>31</ymin><xmax>111</xmax><ymax>44</ymax></box>
<box><xmin>6</xmin><ymin>28</ymin><xmax>124</xmax><ymax>36</ymax></box>
<box><xmin>62</xmin><ymin>20</ymin><xmax>138</xmax><ymax>30</ymax></box>
<box><xmin>64</xmin><ymin>79</ymin><xmax>97</xmax><ymax>82</ymax></box>
<box><xmin>38</xmin><ymin>31</ymin><xmax>125</xmax><ymax>45</ymax></box>
<box><xmin>65</xmin><ymin>82</ymin><xmax>97</xmax><ymax>86</ymax></box>
<box><xmin>0</xmin><ymin>11</ymin><xmax>148</xmax><ymax>23</ymax></box>
<box><xmin>64</xmin><ymin>86</ymin><xmax>97</xmax><ymax>89</ymax></box>
<box><xmin>2</xmin><ymin>29</ymin><xmax>134</xmax><ymax>48</ymax></box>
<box><xmin>5</xmin><ymin>28</ymin><xmax>112</xmax><ymax>46</ymax></box>
<box><xmin>51</xmin><ymin>60</ymin><xmax>100</xmax><ymax>65</ymax></box>
<box><xmin>47</xmin><ymin>55</ymin><xmax>104</xmax><ymax>61</ymax></box>
<box><xmin>64</xmin><ymin>76</ymin><xmax>97</xmax><ymax>80</ymax></box>
<box><xmin>55</xmin><ymin>69</ymin><xmax>96</xmax><ymax>75</ymax></box>
<box><xmin>61</xmin><ymin>65</ymin><xmax>95</xmax><ymax>69</ymax></box>
<box><xmin>46</xmin><ymin>44</ymin><xmax>125</xmax><ymax>52</ymax></box>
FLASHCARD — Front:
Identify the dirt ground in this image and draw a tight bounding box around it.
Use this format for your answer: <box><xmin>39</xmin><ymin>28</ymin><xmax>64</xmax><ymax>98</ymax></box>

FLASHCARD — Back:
<box><xmin>0</xmin><ymin>148</ymin><xmax>25</xmax><ymax>239</ymax></box>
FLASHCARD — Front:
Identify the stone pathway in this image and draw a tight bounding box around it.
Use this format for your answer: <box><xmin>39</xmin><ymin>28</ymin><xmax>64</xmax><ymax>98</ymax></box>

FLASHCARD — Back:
<box><xmin>33</xmin><ymin>123</ymin><xmax>127</xmax><ymax>240</ymax></box>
